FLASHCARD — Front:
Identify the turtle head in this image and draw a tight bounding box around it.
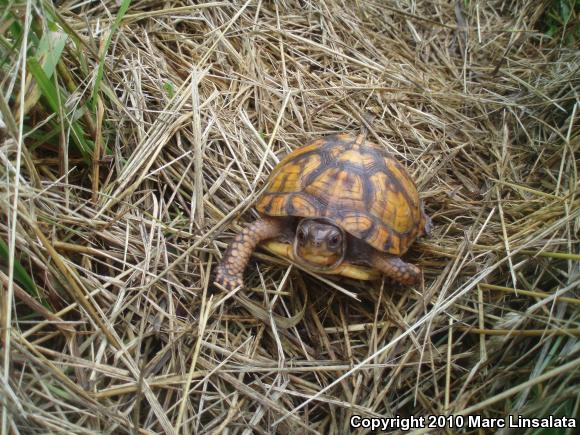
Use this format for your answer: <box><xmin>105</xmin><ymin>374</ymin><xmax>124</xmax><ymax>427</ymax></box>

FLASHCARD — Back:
<box><xmin>293</xmin><ymin>218</ymin><xmax>346</xmax><ymax>272</ymax></box>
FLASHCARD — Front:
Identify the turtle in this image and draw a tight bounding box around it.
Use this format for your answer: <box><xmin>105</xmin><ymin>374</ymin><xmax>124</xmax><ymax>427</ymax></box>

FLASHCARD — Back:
<box><xmin>214</xmin><ymin>132</ymin><xmax>430</xmax><ymax>290</ymax></box>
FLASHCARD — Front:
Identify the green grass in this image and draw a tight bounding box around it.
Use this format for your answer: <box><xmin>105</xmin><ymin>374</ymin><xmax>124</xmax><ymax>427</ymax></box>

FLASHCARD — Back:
<box><xmin>0</xmin><ymin>238</ymin><xmax>44</xmax><ymax>305</ymax></box>
<box><xmin>90</xmin><ymin>0</ymin><xmax>132</xmax><ymax>109</ymax></box>
<box><xmin>1</xmin><ymin>4</ymin><xmax>94</xmax><ymax>159</ymax></box>
<box><xmin>541</xmin><ymin>0</ymin><xmax>579</xmax><ymax>45</ymax></box>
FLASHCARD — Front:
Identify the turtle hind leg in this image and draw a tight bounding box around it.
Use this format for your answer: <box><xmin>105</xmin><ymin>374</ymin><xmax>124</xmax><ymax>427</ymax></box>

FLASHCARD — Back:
<box><xmin>370</xmin><ymin>252</ymin><xmax>421</xmax><ymax>285</ymax></box>
<box><xmin>215</xmin><ymin>217</ymin><xmax>284</xmax><ymax>290</ymax></box>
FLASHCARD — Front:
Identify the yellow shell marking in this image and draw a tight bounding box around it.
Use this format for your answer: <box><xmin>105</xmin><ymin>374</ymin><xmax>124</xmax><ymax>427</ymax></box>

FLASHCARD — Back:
<box><xmin>337</xmin><ymin>149</ymin><xmax>378</xmax><ymax>171</ymax></box>
<box><xmin>268</xmin><ymin>153</ymin><xmax>321</xmax><ymax>193</ymax></box>
<box><xmin>303</xmin><ymin>167</ymin><xmax>366</xmax><ymax>211</ymax></box>
<box><xmin>289</xmin><ymin>194</ymin><xmax>318</xmax><ymax>216</ymax></box>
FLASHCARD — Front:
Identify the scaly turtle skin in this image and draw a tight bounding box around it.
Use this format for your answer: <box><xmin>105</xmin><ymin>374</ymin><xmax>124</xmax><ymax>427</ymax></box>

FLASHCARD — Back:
<box><xmin>215</xmin><ymin>133</ymin><xmax>430</xmax><ymax>290</ymax></box>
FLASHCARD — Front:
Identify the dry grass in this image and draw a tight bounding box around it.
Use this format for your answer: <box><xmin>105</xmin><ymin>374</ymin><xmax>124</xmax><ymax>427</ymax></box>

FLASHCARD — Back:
<box><xmin>1</xmin><ymin>0</ymin><xmax>579</xmax><ymax>433</ymax></box>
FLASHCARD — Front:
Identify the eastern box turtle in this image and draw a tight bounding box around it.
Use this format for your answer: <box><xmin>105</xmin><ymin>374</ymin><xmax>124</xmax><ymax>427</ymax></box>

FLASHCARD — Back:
<box><xmin>215</xmin><ymin>132</ymin><xmax>430</xmax><ymax>290</ymax></box>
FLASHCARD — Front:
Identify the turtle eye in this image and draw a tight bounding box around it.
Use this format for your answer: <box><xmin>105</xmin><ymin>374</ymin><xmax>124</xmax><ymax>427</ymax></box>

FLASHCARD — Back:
<box><xmin>328</xmin><ymin>233</ymin><xmax>341</xmax><ymax>248</ymax></box>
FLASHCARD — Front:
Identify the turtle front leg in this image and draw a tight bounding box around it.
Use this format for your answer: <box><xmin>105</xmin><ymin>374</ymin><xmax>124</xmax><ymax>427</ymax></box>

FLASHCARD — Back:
<box><xmin>215</xmin><ymin>217</ymin><xmax>284</xmax><ymax>290</ymax></box>
<box><xmin>370</xmin><ymin>252</ymin><xmax>421</xmax><ymax>285</ymax></box>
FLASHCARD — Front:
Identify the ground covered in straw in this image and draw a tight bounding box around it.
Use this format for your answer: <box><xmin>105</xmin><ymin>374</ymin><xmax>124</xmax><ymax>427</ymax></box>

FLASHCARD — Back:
<box><xmin>1</xmin><ymin>0</ymin><xmax>579</xmax><ymax>433</ymax></box>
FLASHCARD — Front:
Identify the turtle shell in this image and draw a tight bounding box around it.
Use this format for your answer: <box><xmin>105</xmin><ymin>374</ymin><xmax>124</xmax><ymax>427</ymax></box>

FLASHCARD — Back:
<box><xmin>255</xmin><ymin>133</ymin><xmax>428</xmax><ymax>255</ymax></box>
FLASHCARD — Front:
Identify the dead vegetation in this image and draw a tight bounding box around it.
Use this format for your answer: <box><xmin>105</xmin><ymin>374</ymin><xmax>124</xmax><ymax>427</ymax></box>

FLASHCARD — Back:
<box><xmin>0</xmin><ymin>0</ymin><xmax>579</xmax><ymax>433</ymax></box>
